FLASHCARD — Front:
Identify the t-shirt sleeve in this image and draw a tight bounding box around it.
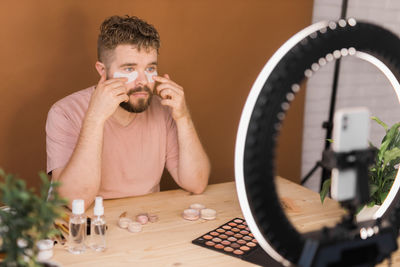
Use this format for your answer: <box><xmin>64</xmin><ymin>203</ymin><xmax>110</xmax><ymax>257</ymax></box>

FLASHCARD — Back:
<box><xmin>46</xmin><ymin>104</ymin><xmax>79</xmax><ymax>174</ymax></box>
<box><xmin>165</xmin><ymin>112</ymin><xmax>179</xmax><ymax>180</ymax></box>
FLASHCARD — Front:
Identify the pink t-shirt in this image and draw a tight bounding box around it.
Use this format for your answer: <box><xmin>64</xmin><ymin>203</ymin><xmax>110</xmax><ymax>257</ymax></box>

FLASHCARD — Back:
<box><xmin>46</xmin><ymin>86</ymin><xmax>179</xmax><ymax>199</ymax></box>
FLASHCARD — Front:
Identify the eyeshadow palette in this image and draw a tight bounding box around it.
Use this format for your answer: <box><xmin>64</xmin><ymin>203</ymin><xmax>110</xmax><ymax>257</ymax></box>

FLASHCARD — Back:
<box><xmin>192</xmin><ymin>218</ymin><xmax>280</xmax><ymax>266</ymax></box>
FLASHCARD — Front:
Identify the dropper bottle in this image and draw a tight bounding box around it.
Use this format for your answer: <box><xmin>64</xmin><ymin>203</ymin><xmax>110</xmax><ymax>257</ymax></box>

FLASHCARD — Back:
<box><xmin>91</xmin><ymin>196</ymin><xmax>106</xmax><ymax>251</ymax></box>
<box><xmin>68</xmin><ymin>199</ymin><xmax>86</xmax><ymax>254</ymax></box>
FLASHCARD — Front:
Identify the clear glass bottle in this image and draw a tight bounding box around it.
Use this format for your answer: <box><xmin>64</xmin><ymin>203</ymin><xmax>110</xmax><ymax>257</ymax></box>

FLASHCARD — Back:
<box><xmin>90</xmin><ymin>196</ymin><xmax>106</xmax><ymax>251</ymax></box>
<box><xmin>68</xmin><ymin>199</ymin><xmax>86</xmax><ymax>254</ymax></box>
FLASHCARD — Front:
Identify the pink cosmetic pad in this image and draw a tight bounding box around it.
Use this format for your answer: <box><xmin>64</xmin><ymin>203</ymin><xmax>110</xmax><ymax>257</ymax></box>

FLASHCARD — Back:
<box><xmin>113</xmin><ymin>71</ymin><xmax>138</xmax><ymax>84</ymax></box>
<box><xmin>200</xmin><ymin>208</ymin><xmax>217</xmax><ymax>220</ymax></box>
<box><xmin>145</xmin><ymin>70</ymin><xmax>157</xmax><ymax>83</ymax></box>
<box><xmin>118</xmin><ymin>217</ymin><xmax>132</xmax><ymax>229</ymax></box>
<box><xmin>148</xmin><ymin>214</ymin><xmax>159</xmax><ymax>223</ymax></box>
<box><xmin>182</xmin><ymin>208</ymin><xmax>200</xmax><ymax>221</ymax></box>
<box><xmin>136</xmin><ymin>214</ymin><xmax>149</xmax><ymax>225</ymax></box>
<box><xmin>128</xmin><ymin>222</ymin><xmax>142</xmax><ymax>233</ymax></box>
<box><xmin>190</xmin><ymin>203</ymin><xmax>205</xmax><ymax>210</ymax></box>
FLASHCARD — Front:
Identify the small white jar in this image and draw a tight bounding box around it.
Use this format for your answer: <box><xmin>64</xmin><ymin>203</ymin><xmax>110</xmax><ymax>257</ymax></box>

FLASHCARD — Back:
<box><xmin>37</xmin><ymin>239</ymin><xmax>54</xmax><ymax>262</ymax></box>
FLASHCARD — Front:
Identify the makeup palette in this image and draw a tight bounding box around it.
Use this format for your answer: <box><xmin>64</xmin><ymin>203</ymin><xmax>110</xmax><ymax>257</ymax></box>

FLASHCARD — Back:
<box><xmin>192</xmin><ymin>218</ymin><xmax>280</xmax><ymax>266</ymax></box>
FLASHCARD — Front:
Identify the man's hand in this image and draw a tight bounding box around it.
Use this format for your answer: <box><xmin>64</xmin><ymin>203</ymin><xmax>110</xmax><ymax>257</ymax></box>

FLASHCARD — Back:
<box><xmin>153</xmin><ymin>74</ymin><xmax>189</xmax><ymax>121</ymax></box>
<box><xmin>87</xmin><ymin>73</ymin><xmax>129</xmax><ymax>123</ymax></box>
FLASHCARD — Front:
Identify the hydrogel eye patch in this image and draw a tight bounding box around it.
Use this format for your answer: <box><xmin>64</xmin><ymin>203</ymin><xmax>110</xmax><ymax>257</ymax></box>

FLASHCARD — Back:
<box><xmin>113</xmin><ymin>71</ymin><xmax>138</xmax><ymax>84</ymax></box>
<box><xmin>145</xmin><ymin>71</ymin><xmax>158</xmax><ymax>83</ymax></box>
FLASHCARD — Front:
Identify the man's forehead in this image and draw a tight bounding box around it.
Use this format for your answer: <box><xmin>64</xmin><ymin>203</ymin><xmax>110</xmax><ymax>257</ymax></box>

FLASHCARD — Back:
<box><xmin>114</xmin><ymin>44</ymin><xmax>158</xmax><ymax>63</ymax></box>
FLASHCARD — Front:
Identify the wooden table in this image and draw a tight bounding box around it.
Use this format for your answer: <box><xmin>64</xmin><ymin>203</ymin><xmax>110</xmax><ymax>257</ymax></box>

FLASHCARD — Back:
<box><xmin>51</xmin><ymin>178</ymin><xmax>397</xmax><ymax>266</ymax></box>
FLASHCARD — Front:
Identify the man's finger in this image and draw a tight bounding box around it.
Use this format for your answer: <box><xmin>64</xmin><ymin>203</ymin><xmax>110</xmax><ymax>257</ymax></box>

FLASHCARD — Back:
<box><xmin>153</xmin><ymin>75</ymin><xmax>171</xmax><ymax>83</ymax></box>
<box><xmin>156</xmin><ymin>83</ymin><xmax>183</xmax><ymax>96</ymax></box>
<box><xmin>104</xmin><ymin>77</ymin><xmax>128</xmax><ymax>85</ymax></box>
<box><xmin>106</xmin><ymin>81</ymin><xmax>127</xmax><ymax>90</ymax></box>
<box><xmin>153</xmin><ymin>76</ymin><xmax>182</xmax><ymax>91</ymax></box>
<box><xmin>160</xmin><ymin>98</ymin><xmax>174</xmax><ymax>107</ymax></box>
<box><xmin>114</xmin><ymin>86</ymin><xmax>129</xmax><ymax>96</ymax></box>
<box><xmin>117</xmin><ymin>94</ymin><xmax>129</xmax><ymax>103</ymax></box>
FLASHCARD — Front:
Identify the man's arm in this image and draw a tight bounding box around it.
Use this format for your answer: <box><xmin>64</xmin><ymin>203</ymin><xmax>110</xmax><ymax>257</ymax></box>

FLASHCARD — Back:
<box><xmin>50</xmin><ymin>74</ymin><xmax>128</xmax><ymax>209</ymax></box>
<box><xmin>154</xmin><ymin>74</ymin><xmax>210</xmax><ymax>194</ymax></box>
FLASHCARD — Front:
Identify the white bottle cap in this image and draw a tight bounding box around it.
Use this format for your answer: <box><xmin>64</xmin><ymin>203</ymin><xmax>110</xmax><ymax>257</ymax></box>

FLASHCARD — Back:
<box><xmin>94</xmin><ymin>196</ymin><xmax>104</xmax><ymax>216</ymax></box>
<box><xmin>72</xmin><ymin>199</ymin><xmax>85</xmax><ymax>215</ymax></box>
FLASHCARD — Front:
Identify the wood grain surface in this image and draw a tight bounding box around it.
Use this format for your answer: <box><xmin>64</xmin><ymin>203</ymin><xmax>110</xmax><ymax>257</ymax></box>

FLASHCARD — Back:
<box><xmin>51</xmin><ymin>178</ymin><xmax>399</xmax><ymax>266</ymax></box>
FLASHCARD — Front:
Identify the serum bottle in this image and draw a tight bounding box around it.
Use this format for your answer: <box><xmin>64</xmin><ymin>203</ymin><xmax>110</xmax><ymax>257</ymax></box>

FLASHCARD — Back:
<box><xmin>68</xmin><ymin>199</ymin><xmax>86</xmax><ymax>254</ymax></box>
<box><xmin>91</xmin><ymin>196</ymin><xmax>106</xmax><ymax>251</ymax></box>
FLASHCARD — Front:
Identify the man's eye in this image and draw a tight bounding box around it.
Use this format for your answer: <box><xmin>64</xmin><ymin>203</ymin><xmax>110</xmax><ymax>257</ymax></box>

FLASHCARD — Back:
<box><xmin>146</xmin><ymin>67</ymin><xmax>156</xmax><ymax>72</ymax></box>
<box><xmin>124</xmin><ymin>67</ymin><xmax>134</xmax><ymax>72</ymax></box>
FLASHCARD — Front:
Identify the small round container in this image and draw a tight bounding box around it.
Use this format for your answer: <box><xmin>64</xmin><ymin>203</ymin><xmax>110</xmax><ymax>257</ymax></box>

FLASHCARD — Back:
<box><xmin>182</xmin><ymin>209</ymin><xmax>200</xmax><ymax>221</ymax></box>
<box><xmin>37</xmin><ymin>239</ymin><xmax>54</xmax><ymax>262</ymax></box>
<box><xmin>200</xmin><ymin>208</ymin><xmax>217</xmax><ymax>220</ymax></box>
<box><xmin>136</xmin><ymin>214</ymin><xmax>149</xmax><ymax>225</ymax></box>
<box><xmin>128</xmin><ymin>222</ymin><xmax>142</xmax><ymax>233</ymax></box>
<box><xmin>118</xmin><ymin>217</ymin><xmax>132</xmax><ymax>229</ymax></box>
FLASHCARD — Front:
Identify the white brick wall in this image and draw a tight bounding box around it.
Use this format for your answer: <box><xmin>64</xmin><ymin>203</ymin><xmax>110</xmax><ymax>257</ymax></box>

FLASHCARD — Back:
<box><xmin>302</xmin><ymin>0</ymin><xmax>400</xmax><ymax>192</ymax></box>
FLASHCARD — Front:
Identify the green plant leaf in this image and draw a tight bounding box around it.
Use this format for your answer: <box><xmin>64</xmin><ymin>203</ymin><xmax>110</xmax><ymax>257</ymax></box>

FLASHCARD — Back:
<box><xmin>377</xmin><ymin>123</ymin><xmax>400</xmax><ymax>164</ymax></box>
<box><xmin>369</xmin><ymin>184</ymin><xmax>379</xmax><ymax>197</ymax></box>
<box><xmin>320</xmin><ymin>178</ymin><xmax>331</xmax><ymax>203</ymax></box>
<box><xmin>383</xmin><ymin>147</ymin><xmax>400</xmax><ymax>167</ymax></box>
<box><xmin>371</xmin><ymin>116</ymin><xmax>389</xmax><ymax>132</ymax></box>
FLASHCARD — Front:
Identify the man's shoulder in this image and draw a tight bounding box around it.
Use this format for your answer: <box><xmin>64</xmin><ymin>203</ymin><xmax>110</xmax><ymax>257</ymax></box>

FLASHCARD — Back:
<box><xmin>50</xmin><ymin>86</ymin><xmax>95</xmax><ymax>114</ymax></box>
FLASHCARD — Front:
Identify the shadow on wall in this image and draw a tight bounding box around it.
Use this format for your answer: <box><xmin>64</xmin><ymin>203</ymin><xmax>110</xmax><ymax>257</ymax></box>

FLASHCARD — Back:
<box><xmin>3</xmin><ymin>8</ymin><xmax>94</xmax><ymax>188</ymax></box>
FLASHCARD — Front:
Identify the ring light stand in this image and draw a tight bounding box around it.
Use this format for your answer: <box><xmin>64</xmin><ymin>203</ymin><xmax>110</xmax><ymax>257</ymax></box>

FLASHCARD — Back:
<box><xmin>235</xmin><ymin>19</ymin><xmax>400</xmax><ymax>266</ymax></box>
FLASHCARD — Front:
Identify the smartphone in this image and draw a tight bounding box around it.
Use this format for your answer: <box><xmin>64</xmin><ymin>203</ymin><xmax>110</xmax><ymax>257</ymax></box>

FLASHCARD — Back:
<box><xmin>330</xmin><ymin>107</ymin><xmax>370</xmax><ymax>202</ymax></box>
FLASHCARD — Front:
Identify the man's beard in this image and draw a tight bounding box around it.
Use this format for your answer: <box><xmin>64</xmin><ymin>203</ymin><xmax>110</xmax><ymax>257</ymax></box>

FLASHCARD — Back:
<box><xmin>105</xmin><ymin>71</ymin><xmax>153</xmax><ymax>113</ymax></box>
<box><xmin>120</xmin><ymin>85</ymin><xmax>153</xmax><ymax>113</ymax></box>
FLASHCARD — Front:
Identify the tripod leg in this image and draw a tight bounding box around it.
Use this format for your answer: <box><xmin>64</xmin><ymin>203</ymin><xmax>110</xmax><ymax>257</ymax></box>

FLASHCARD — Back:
<box><xmin>301</xmin><ymin>161</ymin><xmax>322</xmax><ymax>185</ymax></box>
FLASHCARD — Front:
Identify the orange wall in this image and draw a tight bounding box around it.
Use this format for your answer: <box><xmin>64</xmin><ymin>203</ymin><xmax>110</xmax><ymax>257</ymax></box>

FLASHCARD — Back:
<box><xmin>0</xmin><ymin>0</ymin><xmax>313</xmax><ymax>190</ymax></box>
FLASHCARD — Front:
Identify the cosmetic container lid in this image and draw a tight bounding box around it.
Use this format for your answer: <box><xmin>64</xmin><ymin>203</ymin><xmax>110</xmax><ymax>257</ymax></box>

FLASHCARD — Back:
<box><xmin>37</xmin><ymin>239</ymin><xmax>54</xmax><ymax>250</ymax></box>
<box><xmin>94</xmin><ymin>196</ymin><xmax>104</xmax><ymax>216</ymax></box>
<box><xmin>72</xmin><ymin>199</ymin><xmax>85</xmax><ymax>215</ymax></box>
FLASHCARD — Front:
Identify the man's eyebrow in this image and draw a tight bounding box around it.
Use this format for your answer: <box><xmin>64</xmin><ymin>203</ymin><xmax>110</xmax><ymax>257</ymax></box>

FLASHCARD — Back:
<box><xmin>119</xmin><ymin>62</ymin><xmax>158</xmax><ymax>67</ymax></box>
<box><xmin>119</xmin><ymin>63</ymin><xmax>137</xmax><ymax>67</ymax></box>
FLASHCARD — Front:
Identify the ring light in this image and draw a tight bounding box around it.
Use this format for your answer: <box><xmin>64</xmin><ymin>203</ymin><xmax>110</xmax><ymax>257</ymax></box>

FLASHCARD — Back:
<box><xmin>235</xmin><ymin>19</ymin><xmax>400</xmax><ymax>266</ymax></box>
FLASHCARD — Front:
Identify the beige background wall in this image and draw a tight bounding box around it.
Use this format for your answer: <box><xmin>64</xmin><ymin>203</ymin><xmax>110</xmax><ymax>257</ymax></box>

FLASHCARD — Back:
<box><xmin>0</xmin><ymin>0</ymin><xmax>313</xmax><ymax>190</ymax></box>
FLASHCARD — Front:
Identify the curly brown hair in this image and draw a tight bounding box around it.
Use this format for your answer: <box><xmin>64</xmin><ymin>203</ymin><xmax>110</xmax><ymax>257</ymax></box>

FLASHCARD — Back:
<box><xmin>97</xmin><ymin>15</ymin><xmax>160</xmax><ymax>65</ymax></box>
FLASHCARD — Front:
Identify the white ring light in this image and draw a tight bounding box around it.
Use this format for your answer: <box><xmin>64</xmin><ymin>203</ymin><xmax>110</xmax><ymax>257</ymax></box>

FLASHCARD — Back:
<box><xmin>235</xmin><ymin>19</ymin><xmax>400</xmax><ymax>266</ymax></box>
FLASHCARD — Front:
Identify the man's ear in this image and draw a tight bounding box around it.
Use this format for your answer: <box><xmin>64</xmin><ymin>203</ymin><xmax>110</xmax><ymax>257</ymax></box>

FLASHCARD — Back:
<box><xmin>95</xmin><ymin>61</ymin><xmax>106</xmax><ymax>77</ymax></box>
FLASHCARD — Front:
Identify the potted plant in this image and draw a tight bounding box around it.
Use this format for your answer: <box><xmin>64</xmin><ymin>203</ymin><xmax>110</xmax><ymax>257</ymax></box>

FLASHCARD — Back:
<box><xmin>320</xmin><ymin>117</ymin><xmax>400</xmax><ymax>212</ymax></box>
<box><xmin>0</xmin><ymin>169</ymin><xmax>67</xmax><ymax>266</ymax></box>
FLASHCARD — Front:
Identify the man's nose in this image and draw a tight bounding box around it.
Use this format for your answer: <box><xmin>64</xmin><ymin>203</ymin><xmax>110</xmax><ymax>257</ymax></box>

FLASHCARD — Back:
<box><xmin>135</xmin><ymin>71</ymin><xmax>148</xmax><ymax>86</ymax></box>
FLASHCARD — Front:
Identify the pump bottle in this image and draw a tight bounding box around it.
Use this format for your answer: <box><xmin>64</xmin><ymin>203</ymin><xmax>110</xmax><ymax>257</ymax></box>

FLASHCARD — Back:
<box><xmin>91</xmin><ymin>196</ymin><xmax>106</xmax><ymax>251</ymax></box>
<box><xmin>68</xmin><ymin>199</ymin><xmax>86</xmax><ymax>254</ymax></box>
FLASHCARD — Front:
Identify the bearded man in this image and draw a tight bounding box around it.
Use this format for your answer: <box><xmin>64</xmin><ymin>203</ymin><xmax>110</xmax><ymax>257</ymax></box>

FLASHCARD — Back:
<box><xmin>46</xmin><ymin>15</ymin><xmax>210</xmax><ymax>209</ymax></box>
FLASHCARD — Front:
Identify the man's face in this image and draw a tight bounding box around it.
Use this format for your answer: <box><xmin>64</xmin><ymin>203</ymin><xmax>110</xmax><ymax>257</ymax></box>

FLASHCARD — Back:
<box><xmin>106</xmin><ymin>45</ymin><xmax>158</xmax><ymax>113</ymax></box>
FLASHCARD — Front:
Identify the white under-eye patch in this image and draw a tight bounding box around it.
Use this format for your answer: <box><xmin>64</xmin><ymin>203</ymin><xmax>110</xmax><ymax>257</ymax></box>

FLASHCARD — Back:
<box><xmin>113</xmin><ymin>71</ymin><xmax>138</xmax><ymax>83</ymax></box>
<box><xmin>145</xmin><ymin>71</ymin><xmax>158</xmax><ymax>83</ymax></box>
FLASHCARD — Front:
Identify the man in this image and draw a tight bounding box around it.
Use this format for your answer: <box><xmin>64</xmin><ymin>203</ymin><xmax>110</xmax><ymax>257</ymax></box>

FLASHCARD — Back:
<box><xmin>46</xmin><ymin>15</ymin><xmax>210</xmax><ymax>209</ymax></box>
